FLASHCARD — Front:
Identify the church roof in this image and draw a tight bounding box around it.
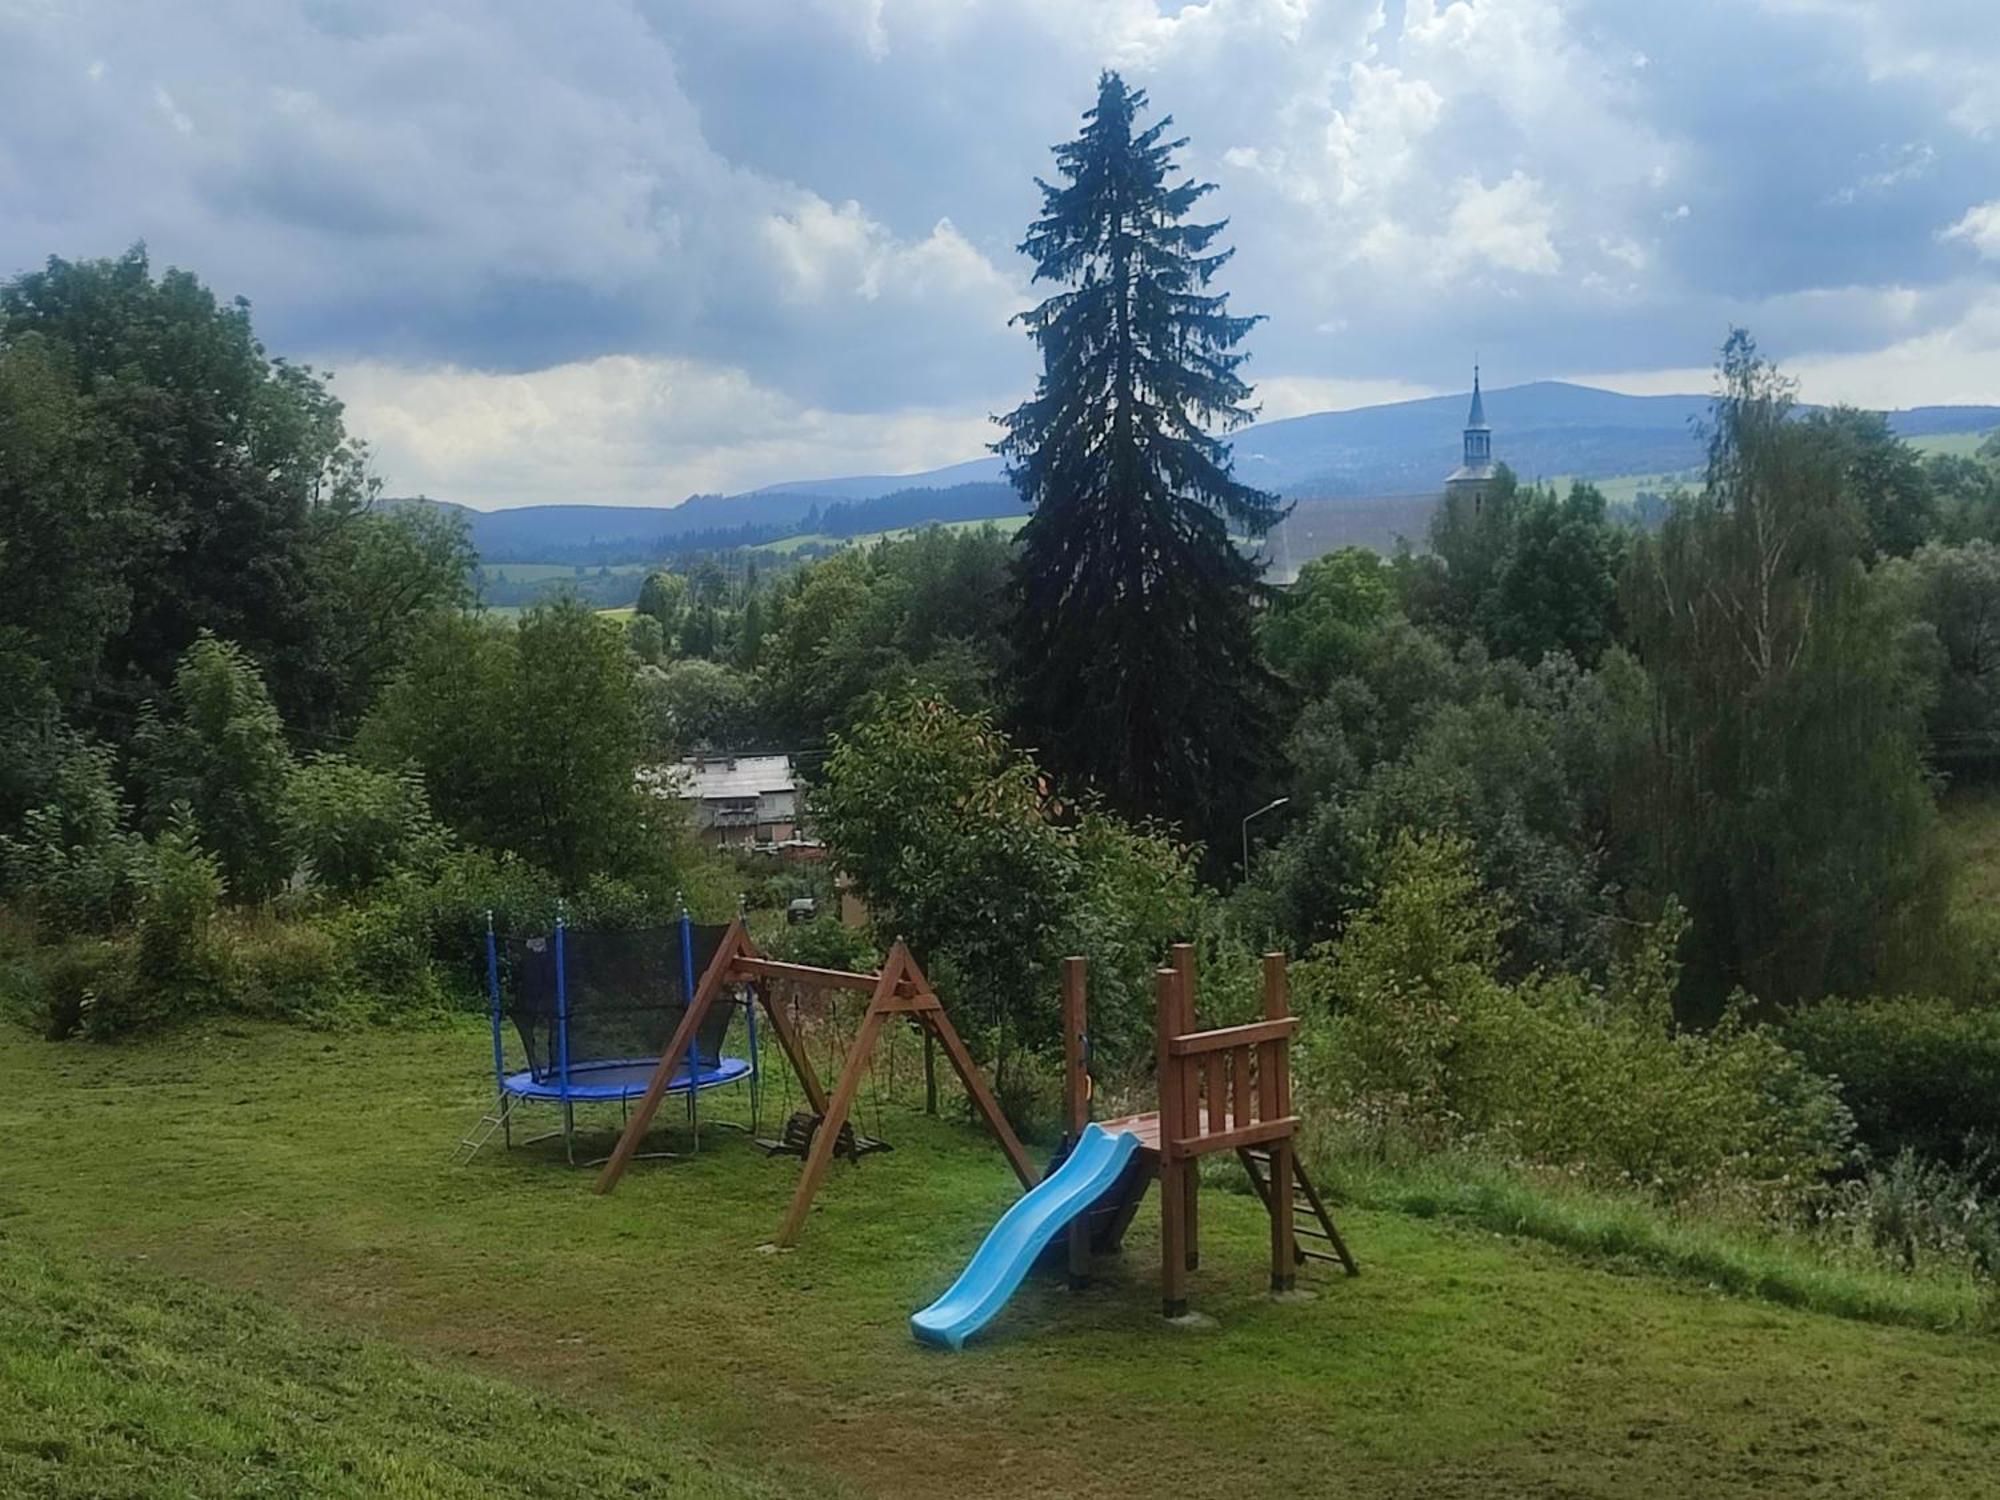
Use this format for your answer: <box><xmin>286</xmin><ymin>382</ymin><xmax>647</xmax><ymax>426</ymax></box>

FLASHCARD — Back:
<box><xmin>1465</xmin><ymin>367</ymin><xmax>1488</xmax><ymax>430</ymax></box>
<box><xmin>1447</xmin><ymin>462</ymin><xmax>1498</xmax><ymax>484</ymax></box>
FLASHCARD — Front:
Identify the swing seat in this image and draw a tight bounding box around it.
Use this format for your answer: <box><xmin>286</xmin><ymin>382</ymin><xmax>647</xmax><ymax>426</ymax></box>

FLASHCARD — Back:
<box><xmin>502</xmin><ymin>1055</ymin><xmax>752</xmax><ymax>1104</ymax></box>
<box><xmin>755</xmin><ymin>1108</ymin><xmax>891</xmax><ymax>1161</ymax></box>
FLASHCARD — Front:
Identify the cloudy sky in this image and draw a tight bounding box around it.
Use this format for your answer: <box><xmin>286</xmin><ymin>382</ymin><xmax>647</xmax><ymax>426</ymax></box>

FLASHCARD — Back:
<box><xmin>4</xmin><ymin>0</ymin><xmax>1998</xmax><ymax>508</ymax></box>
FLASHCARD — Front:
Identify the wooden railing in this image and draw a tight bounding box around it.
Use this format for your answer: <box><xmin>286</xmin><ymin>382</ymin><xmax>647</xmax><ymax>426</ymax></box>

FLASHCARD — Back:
<box><xmin>1156</xmin><ymin>948</ymin><xmax>1297</xmax><ymax>1160</ymax></box>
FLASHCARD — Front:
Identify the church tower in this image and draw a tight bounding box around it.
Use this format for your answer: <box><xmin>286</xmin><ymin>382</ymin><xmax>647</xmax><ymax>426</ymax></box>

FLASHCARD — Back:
<box><xmin>1445</xmin><ymin>366</ymin><xmax>1497</xmax><ymax>511</ymax></box>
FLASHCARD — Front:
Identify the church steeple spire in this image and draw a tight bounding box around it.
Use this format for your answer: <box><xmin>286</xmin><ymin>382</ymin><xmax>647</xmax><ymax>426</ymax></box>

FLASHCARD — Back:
<box><xmin>1462</xmin><ymin>365</ymin><xmax>1490</xmax><ymax>466</ymax></box>
<box><xmin>1445</xmin><ymin>362</ymin><xmax>1498</xmax><ymax>511</ymax></box>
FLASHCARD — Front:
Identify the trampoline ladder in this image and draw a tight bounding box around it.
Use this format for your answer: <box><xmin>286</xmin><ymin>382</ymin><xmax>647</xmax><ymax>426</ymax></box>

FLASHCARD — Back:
<box><xmin>453</xmin><ymin>1093</ymin><xmax>518</xmax><ymax>1164</ymax></box>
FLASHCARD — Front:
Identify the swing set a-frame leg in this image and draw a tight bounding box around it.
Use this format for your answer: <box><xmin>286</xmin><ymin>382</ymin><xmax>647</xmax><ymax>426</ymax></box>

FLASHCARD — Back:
<box><xmin>773</xmin><ymin>1001</ymin><xmax>887</xmax><ymax>1246</ymax></box>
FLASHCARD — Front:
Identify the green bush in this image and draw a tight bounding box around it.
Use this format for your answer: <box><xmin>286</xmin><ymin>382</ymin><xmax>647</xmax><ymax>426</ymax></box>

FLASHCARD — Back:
<box><xmin>767</xmin><ymin>915</ymin><xmax>881</xmax><ymax>974</ymax></box>
<box><xmin>1293</xmin><ymin>830</ymin><xmax>1853</xmax><ymax>1207</ymax></box>
<box><xmin>0</xmin><ymin>734</ymin><xmax>144</xmax><ymax>936</ymax></box>
<box><xmin>25</xmin><ymin>938</ymin><xmax>134</xmax><ymax>1041</ymax></box>
<box><xmin>133</xmin><ymin>635</ymin><xmax>296</xmax><ymax>900</ymax></box>
<box><xmin>1783</xmin><ymin>996</ymin><xmax>2000</xmax><ymax>1178</ymax></box>
<box><xmin>283</xmin><ymin>754</ymin><xmax>447</xmax><ymax>896</ymax></box>
<box><xmin>82</xmin><ymin>810</ymin><xmax>228</xmax><ymax>1037</ymax></box>
<box><xmin>227</xmin><ymin>916</ymin><xmax>355</xmax><ymax>1023</ymax></box>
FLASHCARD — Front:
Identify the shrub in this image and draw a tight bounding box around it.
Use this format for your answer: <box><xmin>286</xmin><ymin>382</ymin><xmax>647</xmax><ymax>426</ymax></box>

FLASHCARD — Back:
<box><xmin>228</xmin><ymin>916</ymin><xmax>355</xmax><ymax>1023</ymax></box>
<box><xmin>1822</xmin><ymin>1147</ymin><xmax>2000</xmax><ymax>1279</ymax></box>
<box><xmin>283</xmin><ymin>754</ymin><xmax>448</xmax><ymax>896</ymax></box>
<box><xmin>767</xmin><ymin>915</ymin><xmax>881</xmax><ymax>975</ymax></box>
<box><xmin>0</xmin><ymin>734</ymin><xmax>144</xmax><ymax>935</ymax></box>
<box><xmin>133</xmin><ymin>634</ymin><xmax>296</xmax><ymax>900</ymax></box>
<box><xmin>1783</xmin><ymin>995</ymin><xmax>2000</xmax><ymax>1179</ymax></box>
<box><xmin>1293</xmin><ymin>830</ymin><xmax>1852</xmax><ymax>1207</ymax></box>
<box><xmin>812</xmin><ymin>694</ymin><xmax>1206</xmax><ymax>1073</ymax></box>
<box><xmin>26</xmin><ymin>937</ymin><xmax>134</xmax><ymax>1041</ymax></box>
<box><xmin>82</xmin><ymin>809</ymin><xmax>228</xmax><ymax>1037</ymax></box>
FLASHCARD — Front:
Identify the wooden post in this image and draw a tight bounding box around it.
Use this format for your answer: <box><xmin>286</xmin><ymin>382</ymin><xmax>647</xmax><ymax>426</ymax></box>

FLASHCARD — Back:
<box><xmin>774</xmin><ymin>1000</ymin><xmax>886</xmax><ymax>1246</ymax></box>
<box><xmin>753</xmin><ymin>978</ymin><xmax>830</xmax><ymax>1116</ymax></box>
<box><xmin>1156</xmin><ymin>966</ymin><xmax>1187</xmax><ymax>1318</ymax></box>
<box><xmin>594</xmin><ymin>919</ymin><xmax>747</xmax><ymax>1194</ymax></box>
<box><xmin>1264</xmin><ymin>951</ymin><xmax>1295</xmax><ymax>1292</ymax></box>
<box><xmin>922</xmin><ymin>1029</ymin><xmax>938</xmax><ymax>1116</ymax></box>
<box><xmin>1061</xmin><ymin>956</ymin><xmax>1090</xmax><ymax>1288</ymax></box>
<box><xmin>921</xmin><ymin>988</ymin><xmax>1036</xmax><ymax>1190</ymax></box>
<box><xmin>1171</xmin><ymin>943</ymin><xmax>1199</xmax><ymax>1272</ymax></box>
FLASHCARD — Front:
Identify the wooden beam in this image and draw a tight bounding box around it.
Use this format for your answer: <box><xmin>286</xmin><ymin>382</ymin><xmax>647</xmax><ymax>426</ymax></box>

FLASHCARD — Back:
<box><xmin>734</xmin><ymin>956</ymin><xmax>880</xmax><ymax>991</ymax></box>
<box><xmin>1171</xmin><ymin>944</ymin><xmax>1199</xmax><ymax>1272</ymax></box>
<box><xmin>1156</xmin><ymin>966</ymin><xmax>1187</xmax><ymax>1317</ymax></box>
<box><xmin>1061</xmin><ymin>955</ymin><xmax>1090</xmax><ymax>1287</ymax></box>
<box><xmin>593</xmin><ymin>917</ymin><xmax>748</xmax><ymax>1194</ymax></box>
<box><xmin>773</xmin><ymin>988</ymin><xmax>888</xmax><ymax>1247</ymax></box>
<box><xmin>919</xmin><ymin>974</ymin><xmax>1036</xmax><ymax>1189</ymax></box>
<box><xmin>1166</xmin><ymin>1017</ymin><xmax>1298</xmax><ymax>1055</ymax></box>
<box><xmin>752</xmin><ymin>973</ymin><xmax>829</xmax><ymax>1116</ymax></box>
<box><xmin>1170</xmin><ymin>1115</ymin><xmax>1299</xmax><ymax>1158</ymax></box>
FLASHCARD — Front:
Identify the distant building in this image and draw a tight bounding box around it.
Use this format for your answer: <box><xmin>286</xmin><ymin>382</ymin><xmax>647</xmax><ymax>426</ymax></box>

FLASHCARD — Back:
<box><xmin>642</xmin><ymin>753</ymin><xmax>813</xmax><ymax>851</ymax></box>
<box><xmin>1444</xmin><ymin>366</ymin><xmax>1497</xmax><ymax>510</ymax></box>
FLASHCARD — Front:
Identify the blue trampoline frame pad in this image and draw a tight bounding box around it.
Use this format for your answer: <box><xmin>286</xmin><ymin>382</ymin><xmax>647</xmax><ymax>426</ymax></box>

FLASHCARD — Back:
<box><xmin>501</xmin><ymin>1055</ymin><xmax>753</xmax><ymax>1103</ymax></box>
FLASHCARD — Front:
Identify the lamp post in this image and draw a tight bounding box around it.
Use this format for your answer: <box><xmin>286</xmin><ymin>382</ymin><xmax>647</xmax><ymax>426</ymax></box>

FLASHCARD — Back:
<box><xmin>1241</xmin><ymin>796</ymin><xmax>1290</xmax><ymax>878</ymax></box>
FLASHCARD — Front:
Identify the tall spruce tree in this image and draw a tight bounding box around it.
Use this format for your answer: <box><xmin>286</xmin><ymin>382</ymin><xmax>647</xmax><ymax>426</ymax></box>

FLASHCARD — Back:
<box><xmin>999</xmin><ymin>72</ymin><xmax>1284</xmax><ymax>846</ymax></box>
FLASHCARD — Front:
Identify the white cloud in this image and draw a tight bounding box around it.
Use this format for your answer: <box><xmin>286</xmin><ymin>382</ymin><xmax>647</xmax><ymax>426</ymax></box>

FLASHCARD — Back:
<box><xmin>1567</xmin><ymin>286</ymin><xmax>2000</xmax><ymax>408</ymax></box>
<box><xmin>1943</xmin><ymin>200</ymin><xmax>2000</xmax><ymax>260</ymax></box>
<box><xmin>334</xmin><ymin>354</ymin><xmax>998</xmax><ymax>509</ymax></box>
<box><xmin>1447</xmin><ymin>171</ymin><xmax>1560</xmax><ymax>275</ymax></box>
<box><xmin>1254</xmin><ymin>374</ymin><xmax>1443</xmax><ymax>422</ymax></box>
<box><xmin>764</xmin><ymin>201</ymin><xmax>1016</xmax><ymax>313</ymax></box>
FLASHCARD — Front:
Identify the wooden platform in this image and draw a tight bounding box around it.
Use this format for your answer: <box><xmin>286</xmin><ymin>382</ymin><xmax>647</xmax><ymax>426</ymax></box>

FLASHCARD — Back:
<box><xmin>1095</xmin><ymin>1111</ymin><xmax>1162</xmax><ymax>1154</ymax></box>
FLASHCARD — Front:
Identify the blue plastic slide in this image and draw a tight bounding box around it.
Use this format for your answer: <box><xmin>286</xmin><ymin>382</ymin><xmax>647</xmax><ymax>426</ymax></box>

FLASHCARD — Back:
<box><xmin>911</xmin><ymin>1122</ymin><xmax>1142</xmax><ymax>1350</ymax></box>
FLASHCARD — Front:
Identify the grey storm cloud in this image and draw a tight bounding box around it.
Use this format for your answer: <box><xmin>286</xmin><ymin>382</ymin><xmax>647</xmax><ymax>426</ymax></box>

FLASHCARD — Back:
<box><xmin>3</xmin><ymin>0</ymin><xmax>1996</xmax><ymax>505</ymax></box>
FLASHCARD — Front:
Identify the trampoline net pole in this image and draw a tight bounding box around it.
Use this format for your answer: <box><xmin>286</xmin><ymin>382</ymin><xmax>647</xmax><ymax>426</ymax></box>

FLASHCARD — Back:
<box><xmin>556</xmin><ymin>917</ymin><xmax>572</xmax><ymax>1163</ymax></box>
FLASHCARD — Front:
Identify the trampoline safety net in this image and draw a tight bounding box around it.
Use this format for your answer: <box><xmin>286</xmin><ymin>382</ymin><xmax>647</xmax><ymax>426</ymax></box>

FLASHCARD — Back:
<box><xmin>497</xmin><ymin>924</ymin><xmax>731</xmax><ymax>1082</ymax></box>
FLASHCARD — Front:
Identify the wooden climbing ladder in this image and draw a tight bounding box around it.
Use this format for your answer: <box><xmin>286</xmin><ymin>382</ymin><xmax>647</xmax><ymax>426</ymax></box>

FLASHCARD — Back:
<box><xmin>1238</xmin><ymin>1146</ymin><xmax>1358</xmax><ymax>1277</ymax></box>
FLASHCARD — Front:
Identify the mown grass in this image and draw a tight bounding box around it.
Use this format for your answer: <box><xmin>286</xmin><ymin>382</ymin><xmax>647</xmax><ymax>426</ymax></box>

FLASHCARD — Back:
<box><xmin>5</xmin><ymin>1018</ymin><xmax>2000</xmax><ymax>1497</ymax></box>
<box><xmin>0</xmin><ymin>1238</ymin><xmax>805</xmax><ymax>1499</ymax></box>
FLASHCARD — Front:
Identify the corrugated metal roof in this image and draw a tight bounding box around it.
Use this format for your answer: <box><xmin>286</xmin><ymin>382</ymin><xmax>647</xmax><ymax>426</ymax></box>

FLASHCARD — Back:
<box><xmin>668</xmin><ymin>754</ymin><xmax>797</xmax><ymax>801</ymax></box>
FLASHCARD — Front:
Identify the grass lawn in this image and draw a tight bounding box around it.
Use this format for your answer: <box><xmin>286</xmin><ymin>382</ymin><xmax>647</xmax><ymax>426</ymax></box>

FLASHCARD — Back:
<box><xmin>1908</xmin><ymin>429</ymin><xmax>1994</xmax><ymax>460</ymax></box>
<box><xmin>754</xmin><ymin>516</ymin><xmax>1028</xmax><ymax>556</ymax></box>
<box><xmin>4</xmin><ymin>1019</ymin><xmax>1999</xmax><ymax>1498</ymax></box>
<box><xmin>479</xmin><ymin>562</ymin><xmax>654</xmax><ymax>584</ymax></box>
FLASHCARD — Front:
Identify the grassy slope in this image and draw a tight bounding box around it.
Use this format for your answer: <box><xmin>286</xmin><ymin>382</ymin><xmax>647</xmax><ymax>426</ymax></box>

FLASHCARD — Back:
<box><xmin>4</xmin><ymin>1021</ymin><xmax>1998</xmax><ymax>1499</ymax></box>
<box><xmin>0</xmin><ymin>1239</ymin><xmax>800</xmax><ymax>1499</ymax></box>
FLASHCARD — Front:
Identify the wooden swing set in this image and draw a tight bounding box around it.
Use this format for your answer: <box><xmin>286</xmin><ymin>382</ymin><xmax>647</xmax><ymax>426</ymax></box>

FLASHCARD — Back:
<box><xmin>593</xmin><ymin>919</ymin><xmax>1035</xmax><ymax>1246</ymax></box>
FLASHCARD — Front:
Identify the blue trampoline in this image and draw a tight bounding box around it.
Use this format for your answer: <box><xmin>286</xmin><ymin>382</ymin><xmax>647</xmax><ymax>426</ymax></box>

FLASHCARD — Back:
<box><xmin>473</xmin><ymin>910</ymin><xmax>760</xmax><ymax>1164</ymax></box>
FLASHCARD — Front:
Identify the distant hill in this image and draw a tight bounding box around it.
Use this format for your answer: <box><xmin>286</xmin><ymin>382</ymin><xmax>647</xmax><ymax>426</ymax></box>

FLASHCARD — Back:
<box><xmin>411</xmin><ymin>382</ymin><xmax>1999</xmax><ymax>563</ymax></box>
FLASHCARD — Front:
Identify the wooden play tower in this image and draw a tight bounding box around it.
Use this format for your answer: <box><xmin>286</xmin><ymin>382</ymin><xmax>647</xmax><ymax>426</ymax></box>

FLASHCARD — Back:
<box><xmin>1065</xmin><ymin>944</ymin><xmax>1356</xmax><ymax>1316</ymax></box>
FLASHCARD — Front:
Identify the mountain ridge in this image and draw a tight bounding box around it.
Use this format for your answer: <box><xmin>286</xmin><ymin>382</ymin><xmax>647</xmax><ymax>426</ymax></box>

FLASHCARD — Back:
<box><xmin>411</xmin><ymin>381</ymin><xmax>1998</xmax><ymax>561</ymax></box>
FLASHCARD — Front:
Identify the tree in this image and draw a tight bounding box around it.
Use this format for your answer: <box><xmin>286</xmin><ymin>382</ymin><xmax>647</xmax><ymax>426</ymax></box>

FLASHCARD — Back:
<box><xmin>0</xmin><ymin>336</ymin><xmax>137</xmax><ymax>705</ymax></box>
<box><xmin>638</xmin><ymin>658</ymin><xmax>766</xmax><ymax>754</ymax></box>
<box><xmin>999</xmin><ymin>72</ymin><xmax>1284</xmax><ymax>845</ymax></box>
<box><xmin>1623</xmin><ymin>331</ymin><xmax>1943</xmax><ymax>1013</ymax></box>
<box><xmin>283</xmin><ymin>755</ymin><xmax>446</xmax><ymax>896</ymax></box>
<box><xmin>1420</xmin><ymin>466</ymin><xmax>1522</xmax><ymax>638</ymax></box>
<box><xmin>361</xmin><ymin>599</ymin><xmax>649</xmax><ymax>887</ymax></box>
<box><xmin>636</xmin><ymin>570</ymin><xmax>688</xmax><ymax>642</ymax></box>
<box><xmin>297</xmin><ymin>503</ymin><xmax>475</xmax><ymax>735</ymax></box>
<box><xmin>811</xmin><ymin>694</ymin><xmax>1198</xmax><ymax>1076</ymax></box>
<box><xmin>1889</xmin><ymin>540</ymin><xmax>2000</xmax><ymax>767</ymax></box>
<box><xmin>626</xmin><ymin>612</ymin><xmax>666</xmax><ymax>664</ymax></box>
<box><xmin>133</xmin><ymin>634</ymin><xmax>296</xmax><ymax>900</ymax></box>
<box><xmin>1810</xmin><ymin>406</ymin><xmax>1934</xmax><ymax>560</ymax></box>
<box><xmin>1485</xmin><ymin>482</ymin><xmax>1623</xmax><ymax>665</ymax></box>
<box><xmin>1259</xmin><ymin>547</ymin><xmax>1394</xmax><ymax>695</ymax></box>
<box><xmin>1</xmin><ymin>249</ymin><xmax>374</xmax><ymax>730</ymax></box>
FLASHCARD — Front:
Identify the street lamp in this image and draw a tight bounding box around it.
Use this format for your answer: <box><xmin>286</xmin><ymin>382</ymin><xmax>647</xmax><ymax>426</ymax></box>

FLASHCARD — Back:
<box><xmin>1241</xmin><ymin>796</ymin><xmax>1290</xmax><ymax>878</ymax></box>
